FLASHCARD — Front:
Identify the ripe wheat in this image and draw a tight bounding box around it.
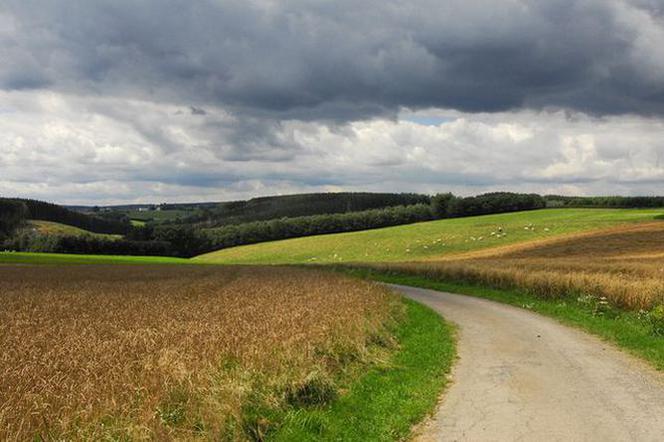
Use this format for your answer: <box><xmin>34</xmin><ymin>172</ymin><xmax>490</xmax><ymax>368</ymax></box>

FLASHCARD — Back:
<box><xmin>0</xmin><ymin>265</ymin><xmax>398</xmax><ymax>440</ymax></box>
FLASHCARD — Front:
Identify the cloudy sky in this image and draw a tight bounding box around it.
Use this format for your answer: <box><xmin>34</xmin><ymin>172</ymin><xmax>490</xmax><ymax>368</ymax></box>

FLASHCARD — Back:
<box><xmin>2</xmin><ymin>0</ymin><xmax>664</xmax><ymax>204</ymax></box>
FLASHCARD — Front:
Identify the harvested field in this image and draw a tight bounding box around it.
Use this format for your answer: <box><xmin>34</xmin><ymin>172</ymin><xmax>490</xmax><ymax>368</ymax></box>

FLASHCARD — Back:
<box><xmin>376</xmin><ymin>222</ymin><xmax>664</xmax><ymax>310</ymax></box>
<box><xmin>0</xmin><ymin>265</ymin><xmax>398</xmax><ymax>440</ymax></box>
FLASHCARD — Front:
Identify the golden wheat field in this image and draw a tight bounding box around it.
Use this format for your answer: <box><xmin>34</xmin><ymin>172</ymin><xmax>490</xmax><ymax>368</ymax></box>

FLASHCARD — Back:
<box><xmin>0</xmin><ymin>265</ymin><xmax>399</xmax><ymax>441</ymax></box>
<box><xmin>378</xmin><ymin>222</ymin><xmax>664</xmax><ymax>310</ymax></box>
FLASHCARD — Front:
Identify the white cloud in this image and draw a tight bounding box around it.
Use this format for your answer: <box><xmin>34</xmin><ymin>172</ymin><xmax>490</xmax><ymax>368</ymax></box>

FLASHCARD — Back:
<box><xmin>2</xmin><ymin>90</ymin><xmax>664</xmax><ymax>204</ymax></box>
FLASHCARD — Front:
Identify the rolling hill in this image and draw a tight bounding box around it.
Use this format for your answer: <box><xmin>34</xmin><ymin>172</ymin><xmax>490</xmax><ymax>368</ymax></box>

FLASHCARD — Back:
<box><xmin>194</xmin><ymin>208</ymin><xmax>664</xmax><ymax>264</ymax></box>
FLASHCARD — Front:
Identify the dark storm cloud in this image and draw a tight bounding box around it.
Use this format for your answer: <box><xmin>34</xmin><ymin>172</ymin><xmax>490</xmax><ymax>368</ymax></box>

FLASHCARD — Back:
<box><xmin>3</xmin><ymin>0</ymin><xmax>664</xmax><ymax>120</ymax></box>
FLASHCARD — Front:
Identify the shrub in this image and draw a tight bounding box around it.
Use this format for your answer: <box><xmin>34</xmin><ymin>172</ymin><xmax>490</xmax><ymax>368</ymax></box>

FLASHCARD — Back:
<box><xmin>649</xmin><ymin>305</ymin><xmax>664</xmax><ymax>337</ymax></box>
<box><xmin>286</xmin><ymin>372</ymin><xmax>338</xmax><ymax>408</ymax></box>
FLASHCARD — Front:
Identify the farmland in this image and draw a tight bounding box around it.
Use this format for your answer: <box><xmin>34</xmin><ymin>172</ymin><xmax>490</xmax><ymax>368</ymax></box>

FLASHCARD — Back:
<box><xmin>376</xmin><ymin>222</ymin><xmax>664</xmax><ymax>310</ymax></box>
<box><xmin>0</xmin><ymin>265</ymin><xmax>411</xmax><ymax>440</ymax></box>
<box><xmin>195</xmin><ymin>208</ymin><xmax>663</xmax><ymax>264</ymax></box>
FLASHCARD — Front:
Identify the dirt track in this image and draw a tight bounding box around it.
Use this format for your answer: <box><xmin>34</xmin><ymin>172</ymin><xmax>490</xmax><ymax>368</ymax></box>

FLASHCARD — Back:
<box><xmin>390</xmin><ymin>284</ymin><xmax>664</xmax><ymax>442</ymax></box>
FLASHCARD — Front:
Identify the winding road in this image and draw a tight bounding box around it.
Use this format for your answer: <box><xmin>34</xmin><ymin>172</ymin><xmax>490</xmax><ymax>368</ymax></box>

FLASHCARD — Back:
<box><xmin>390</xmin><ymin>284</ymin><xmax>664</xmax><ymax>442</ymax></box>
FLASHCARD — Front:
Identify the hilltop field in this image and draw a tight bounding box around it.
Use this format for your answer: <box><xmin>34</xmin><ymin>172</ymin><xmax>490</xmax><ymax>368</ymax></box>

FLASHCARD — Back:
<box><xmin>194</xmin><ymin>208</ymin><xmax>662</xmax><ymax>264</ymax></box>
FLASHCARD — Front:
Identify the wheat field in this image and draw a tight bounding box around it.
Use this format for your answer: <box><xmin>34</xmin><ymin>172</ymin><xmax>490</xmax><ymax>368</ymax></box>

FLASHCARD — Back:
<box><xmin>377</xmin><ymin>222</ymin><xmax>664</xmax><ymax>310</ymax></box>
<box><xmin>0</xmin><ymin>265</ymin><xmax>398</xmax><ymax>440</ymax></box>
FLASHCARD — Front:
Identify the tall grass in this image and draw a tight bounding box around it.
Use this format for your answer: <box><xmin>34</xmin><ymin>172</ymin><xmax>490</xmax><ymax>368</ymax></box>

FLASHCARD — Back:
<box><xmin>0</xmin><ymin>265</ymin><xmax>400</xmax><ymax>440</ymax></box>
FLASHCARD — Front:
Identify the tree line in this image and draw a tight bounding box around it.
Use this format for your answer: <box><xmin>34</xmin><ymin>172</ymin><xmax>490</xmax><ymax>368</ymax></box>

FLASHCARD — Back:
<box><xmin>545</xmin><ymin>195</ymin><xmax>664</xmax><ymax>208</ymax></box>
<box><xmin>173</xmin><ymin>192</ymin><xmax>432</xmax><ymax>227</ymax></box>
<box><xmin>4</xmin><ymin>232</ymin><xmax>171</xmax><ymax>256</ymax></box>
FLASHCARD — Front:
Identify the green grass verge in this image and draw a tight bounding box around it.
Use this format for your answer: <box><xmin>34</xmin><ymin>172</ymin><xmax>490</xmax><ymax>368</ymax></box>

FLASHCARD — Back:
<box><xmin>0</xmin><ymin>251</ymin><xmax>189</xmax><ymax>265</ymax></box>
<box><xmin>271</xmin><ymin>298</ymin><xmax>456</xmax><ymax>441</ymax></box>
<box><xmin>345</xmin><ymin>268</ymin><xmax>664</xmax><ymax>371</ymax></box>
<box><xmin>195</xmin><ymin>208</ymin><xmax>663</xmax><ymax>265</ymax></box>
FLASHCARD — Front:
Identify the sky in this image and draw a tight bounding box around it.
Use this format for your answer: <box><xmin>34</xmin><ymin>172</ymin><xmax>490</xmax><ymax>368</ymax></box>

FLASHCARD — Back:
<box><xmin>2</xmin><ymin>0</ymin><xmax>664</xmax><ymax>205</ymax></box>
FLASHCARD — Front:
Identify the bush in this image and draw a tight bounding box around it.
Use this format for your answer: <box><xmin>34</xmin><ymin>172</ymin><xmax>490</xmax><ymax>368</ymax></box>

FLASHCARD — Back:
<box><xmin>649</xmin><ymin>305</ymin><xmax>664</xmax><ymax>337</ymax></box>
<box><xmin>286</xmin><ymin>372</ymin><xmax>338</xmax><ymax>408</ymax></box>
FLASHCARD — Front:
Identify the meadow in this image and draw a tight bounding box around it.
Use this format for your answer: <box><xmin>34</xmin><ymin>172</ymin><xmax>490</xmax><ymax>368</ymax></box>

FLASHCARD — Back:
<box><xmin>195</xmin><ymin>208</ymin><xmax>663</xmax><ymax>264</ymax></box>
<box><xmin>26</xmin><ymin>220</ymin><xmax>122</xmax><ymax>239</ymax></box>
<box><xmin>0</xmin><ymin>265</ymin><xmax>402</xmax><ymax>440</ymax></box>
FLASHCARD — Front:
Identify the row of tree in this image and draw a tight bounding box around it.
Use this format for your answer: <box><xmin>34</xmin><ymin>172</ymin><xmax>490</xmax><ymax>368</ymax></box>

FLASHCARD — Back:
<box><xmin>4</xmin><ymin>232</ymin><xmax>171</xmax><ymax>256</ymax></box>
<box><xmin>175</xmin><ymin>192</ymin><xmax>432</xmax><ymax>227</ymax></box>
<box><xmin>545</xmin><ymin>195</ymin><xmax>664</xmax><ymax>208</ymax></box>
<box><xmin>432</xmin><ymin>192</ymin><xmax>546</xmax><ymax>218</ymax></box>
<box><xmin>202</xmin><ymin>203</ymin><xmax>435</xmax><ymax>252</ymax></box>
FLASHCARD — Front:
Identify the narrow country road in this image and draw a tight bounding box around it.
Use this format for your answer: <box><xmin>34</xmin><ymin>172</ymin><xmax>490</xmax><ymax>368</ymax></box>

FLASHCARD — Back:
<box><xmin>389</xmin><ymin>284</ymin><xmax>664</xmax><ymax>442</ymax></box>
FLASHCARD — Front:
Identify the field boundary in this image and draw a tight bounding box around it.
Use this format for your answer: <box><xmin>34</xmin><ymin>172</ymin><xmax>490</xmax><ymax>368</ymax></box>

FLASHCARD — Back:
<box><xmin>271</xmin><ymin>297</ymin><xmax>456</xmax><ymax>441</ymax></box>
<box><xmin>343</xmin><ymin>267</ymin><xmax>664</xmax><ymax>371</ymax></box>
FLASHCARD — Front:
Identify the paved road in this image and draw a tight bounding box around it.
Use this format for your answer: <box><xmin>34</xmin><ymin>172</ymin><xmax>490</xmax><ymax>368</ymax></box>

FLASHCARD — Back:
<box><xmin>389</xmin><ymin>284</ymin><xmax>664</xmax><ymax>442</ymax></box>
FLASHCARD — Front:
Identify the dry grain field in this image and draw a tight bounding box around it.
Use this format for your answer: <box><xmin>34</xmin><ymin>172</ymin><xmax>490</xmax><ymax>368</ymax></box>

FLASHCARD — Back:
<box><xmin>0</xmin><ymin>265</ymin><xmax>399</xmax><ymax>440</ymax></box>
<box><xmin>379</xmin><ymin>222</ymin><xmax>664</xmax><ymax>310</ymax></box>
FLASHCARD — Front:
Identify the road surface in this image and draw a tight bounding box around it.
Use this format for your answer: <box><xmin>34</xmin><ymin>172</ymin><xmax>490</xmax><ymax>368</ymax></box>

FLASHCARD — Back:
<box><xmin>389</xmin><ymin>284</ymin><xmax>664</xmax><ymax>442</ymax></box>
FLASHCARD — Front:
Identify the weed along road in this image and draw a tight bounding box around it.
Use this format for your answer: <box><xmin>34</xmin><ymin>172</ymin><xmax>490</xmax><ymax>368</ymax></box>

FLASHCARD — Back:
<box><xmin>390</xmin><ymin>284</ymin><xmax>664</xmax><ymax>442</ymax></box>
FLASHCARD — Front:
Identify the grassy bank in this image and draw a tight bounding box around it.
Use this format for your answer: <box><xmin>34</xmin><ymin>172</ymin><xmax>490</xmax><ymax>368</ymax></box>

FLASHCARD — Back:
<box><xmin>345</xmin><ymin>268</ymin><xmax>664</xmax><ymax>371</ymax></box>
<box><xmin>0</xmin><ymin>251</ymin><xmax>189</xmax><ymax>265</ymax></box>
<box><xmin>272</xmin><ymin>298</ymin><xmax>456</xmax><ymax>441</ymax></box>
<box><xmin>195</xmin><ymin>208</ymin><xmax>662</xmax><ymax>265</ymax></box>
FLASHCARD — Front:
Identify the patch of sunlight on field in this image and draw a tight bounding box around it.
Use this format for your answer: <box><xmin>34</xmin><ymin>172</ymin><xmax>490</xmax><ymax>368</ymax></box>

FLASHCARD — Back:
<box><xmin>194</xmin><ymin>208</ymin><xmax>664</xmax><ymax>265</ymax></box>
<box><xmin>27</xmin><ymin>220</ymin><xmax>123</xmax><ymax>240</ymax></box>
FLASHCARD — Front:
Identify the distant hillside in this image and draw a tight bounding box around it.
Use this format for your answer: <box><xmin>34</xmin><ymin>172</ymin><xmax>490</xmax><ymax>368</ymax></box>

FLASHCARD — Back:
<box><xmin>194</xmin><ymin>208</ymin><xmax>664</xmax><ymax>265</ymax></box>
<box><xmin>175</xmin><ymin>192</ymin><xmax>431</xmax><ymax>227</ymax></box>
<box><xmin>0</xmin><ymin>198</ymin><xmax>130</xmax><ymax>234</ymax></box>
<box><xmin>25</xmin><ymin>220</ymin><xmax>122</xmax><ymax>240</ymax></box>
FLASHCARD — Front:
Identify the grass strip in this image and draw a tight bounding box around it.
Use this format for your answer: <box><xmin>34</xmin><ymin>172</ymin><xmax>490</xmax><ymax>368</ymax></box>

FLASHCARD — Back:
<box><xmin>272</xmin><ymin>298</ymin><xmax>456</xmax><ymax>441</ymax></box>
<box><xmin>0</xmin><ymin>251</ymin><xmax>189</xmax><ymax>265</ymax></box>
<box><xmin>345</xmin><ymin>267</ymin><xmax>664</xmax><ymax>371</ymax></box>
